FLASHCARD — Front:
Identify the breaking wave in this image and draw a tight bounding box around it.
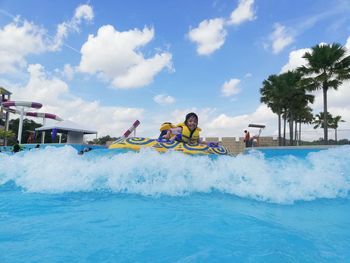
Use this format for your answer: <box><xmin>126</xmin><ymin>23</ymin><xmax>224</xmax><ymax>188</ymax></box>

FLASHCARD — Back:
<box><xmin>1</xmin><ymin>145</ymin><xmax>350</xmax><ymax>204</ymax></box>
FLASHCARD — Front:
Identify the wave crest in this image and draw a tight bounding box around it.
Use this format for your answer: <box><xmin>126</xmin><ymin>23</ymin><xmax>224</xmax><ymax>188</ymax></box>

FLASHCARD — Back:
<box><xmin>1</xmin><ymin>145</ymin><xmax>350</xmax><ymax>204</ymax></box>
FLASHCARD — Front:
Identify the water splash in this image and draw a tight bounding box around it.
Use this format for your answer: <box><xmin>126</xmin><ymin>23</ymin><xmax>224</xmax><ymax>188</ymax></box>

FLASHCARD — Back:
<box><xmin>1</xmin><ymin>145</ymin><xmax>350</xmax><ymax>204</ymax></box>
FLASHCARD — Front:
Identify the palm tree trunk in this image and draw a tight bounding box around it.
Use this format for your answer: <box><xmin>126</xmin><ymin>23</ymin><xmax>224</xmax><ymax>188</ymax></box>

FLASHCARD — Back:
<box><xmin>299</xmin><ymin>121</ymin><xmax>302</xmax><ymax>145</ymax></box>
<box><xmin>323</xmin><ymin>84</ymin><xmax>328</xmax><ymax>144</ymax></box>
<box><xmin>278</xmin><ymin>111</ymin><xmax>281</xmax><ymax>146</ymax></box>
<box><xmin>294</xmin><ymin>120</ymin><xmax>298</xmax><ymax>146</ymax></box>
<box><xmin>335</xmin><ymin>128</ymin><xmax>337</xmax><ymax>142</ymax></box>
<box><xmin>283</xmin><ymin>114</ymin><xmax>286</xmax><ymax>146</ymax></box>
<box><xmin>289</xmin><ymin>114</ymin><xmax>294</xmax><ymax>146</ymax></box>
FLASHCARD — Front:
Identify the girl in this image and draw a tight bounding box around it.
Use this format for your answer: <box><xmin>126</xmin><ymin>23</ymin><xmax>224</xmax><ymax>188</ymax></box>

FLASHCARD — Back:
<box><xmin>176</xmin><ymin>112</ymin><xmax>201</xmax><ymax>145</ymax></box>
<box><xmin>161</xmin><ymin>113</ymin><xmax>217</xmax><ymax>146</ymax></box>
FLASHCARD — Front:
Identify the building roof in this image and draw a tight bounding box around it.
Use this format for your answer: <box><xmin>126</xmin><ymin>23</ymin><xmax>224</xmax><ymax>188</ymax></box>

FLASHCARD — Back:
<box><xmin>0</xmin><ymin>87</ymin><xmax>12</xmax><ymax>95</ymax></box>
<box><xmin>35</xmin><ymin>119</ymin><xmax>97</xmax><ymax>134</ymax></box>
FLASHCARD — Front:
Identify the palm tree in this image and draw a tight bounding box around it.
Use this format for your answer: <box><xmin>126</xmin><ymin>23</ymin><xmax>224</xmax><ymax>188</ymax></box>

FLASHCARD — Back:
<box><xmin>298</xmin><ymin>43</ymin><xmax>350</xmax><ymax>144</ymax></box>
<box><xmin>280</xmin><ymin>71</ymin><xmax>314</xmax><ymax>145</ymax></box>
<box><xmin>330</xmin><ymin>115</ymin><xmax>345</xmax><ymax>142</ymax></box>
<box><xmin>313</xmin><ymin>112</ymin><xmax>334</xmax><ymax>143</ymax></box>
<box><xmin>261</xmin><ymin>74</ymin><xmax>286</xmax><ymax>146</ymax></box>
<box><xmin>261</xmin><ymin>72</ymin><xmax>314</xmax><ymax>146</ymax></box>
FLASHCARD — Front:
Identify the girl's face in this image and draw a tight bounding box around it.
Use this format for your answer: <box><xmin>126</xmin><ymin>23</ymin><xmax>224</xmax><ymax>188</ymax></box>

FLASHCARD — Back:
<box><xmin>186</xmin><ymin>116</ymin><xmax>198</xmax><ymax>131</ymax></box>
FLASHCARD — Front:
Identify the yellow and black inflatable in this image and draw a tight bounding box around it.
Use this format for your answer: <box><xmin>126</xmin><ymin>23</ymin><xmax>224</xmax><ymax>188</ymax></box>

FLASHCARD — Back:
<box><xmin>109</xmin><ymin>137</ymin><xmax>229</xmax><ymax>155</ymax></box>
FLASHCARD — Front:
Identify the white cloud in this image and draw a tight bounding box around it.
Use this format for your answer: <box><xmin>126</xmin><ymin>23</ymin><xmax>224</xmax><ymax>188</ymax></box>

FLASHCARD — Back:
<box><xmin>24</xmin><ymin>64</ymin><xmax>69</xmax><ymax>104</ymax></box>
<box><xmin>227</xmin><ymin>0</ymin><xmax>256</xmax><ymax>25</ymax></box>
<box><xmin>269</xmin><ymin>23</ymin><xmax>294</xmax><ymax>54</ymax></box>
<box><xmin>188</xmin><ymin>18</ymin><xmax>227</xmax><ymax>55</ymax></box>
<box><xmin>221</xmin><ymin>78</ymin><xmax>241</xmax><ymax>97</ymax></box>
<box><xmin>51</xmin><ymin>4</ymin><xmax>94</xmax><ymax>51</ymax></box>
<box><xmin>0</xmin><ymin>4</ymin><xmax>93</xmax><ymax>74</ymax></box>
<box><xmin>9</xmin><ymin>64</ymin><xmax>144</xmax><ymax>136</ymax></box>
<box><xmin>79</xmin><ymin>25</ymin><xmax>173</xmax><ymax>89</ymax></box>
<box><xmin>245</xmin><ymin>72</ymin><xmax>252</xmax><ymax>78</ymax></box>
<box><xmin>113</xmin><ymin>53</ymin><xmax>173</xmax><ymax>88</ymax></box>
<box><xmin>205</xmin><ymin>104</ymin><xmax>275</xmax><ymax>137</ymax></box>
<box><xmin>153</xmin><ymin>94</ymin><xmax>176</xmax><ymax>105</ymax></box>
<box><xmin>280</xmin><ymin>48</ymin><xmax>310</xmax><ymax>73</ymax></box>
<box><xmin>0</xmin><ymin>19</ymin><xmax>46</xmax><ymax>74</ymax></box>
<box><xmin>74</xmin><ymin>4</ymin><xmax>94</xmax><ymax>21</ymax></box>
<box><xmin>62</xmin><ymin>64</ymin><xmax>75</xmax><ymax>80</ymax></box>
<box><xmin>187</xmin><ymin>0</ymin><xmax>256</xmax><ymax>55</ymax></box>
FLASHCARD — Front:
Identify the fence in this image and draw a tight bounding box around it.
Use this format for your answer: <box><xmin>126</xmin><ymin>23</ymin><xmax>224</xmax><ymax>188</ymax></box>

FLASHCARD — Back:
<box><xmin>205</xmin><ymin>136</ymin><xmax>279</xmax><ymax>155</ymax></box>
<box><xmin>204</xmin><ymin>129</ymin><xmax>350</xmax><ymax>155</ymax></box>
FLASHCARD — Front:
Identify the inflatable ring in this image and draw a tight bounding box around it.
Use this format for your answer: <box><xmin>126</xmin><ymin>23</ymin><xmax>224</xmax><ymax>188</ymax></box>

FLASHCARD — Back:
<box><xmin>109</xmin><ymin>137</ymin><xmax>229</xmax><ymax>155</ymax></box>
<box><xmin>157</xmin><ymin>140</ymin><xmax>180</xmax><ymax>149</ymax></box>
<box><xmin>126</xmin><ymin>137</ymin><xmax>156</xmax><ymax>145</ymax></box>
<box><xmin>208</xmin><ymin>146</ymin><xmax>229</xmax><ymax>155</ymax></box>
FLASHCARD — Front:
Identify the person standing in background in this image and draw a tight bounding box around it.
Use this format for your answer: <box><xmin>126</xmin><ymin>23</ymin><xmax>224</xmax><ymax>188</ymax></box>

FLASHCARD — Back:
<box><xmin>27</xmin><ymin>133</ymin><xmax>34</xmax><ymax>144</ymax></box>
<box><xmin>244</xmin><ymin>130</ymin><xmax>250</xmax><ymax>147</ymax></box>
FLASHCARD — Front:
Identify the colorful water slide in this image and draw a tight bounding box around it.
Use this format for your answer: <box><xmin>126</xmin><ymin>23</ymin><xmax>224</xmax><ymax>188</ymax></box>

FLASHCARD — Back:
<box><xmin>1</xmin><ymin>100</ymin><xmax>63</xmax><ymax>143</ymax></box>
<box><xmin>6</xmin><ymin>108</ymin><xmax>63</xmax><ymax>121</ymax></box>
<box><xmin>1</xmin><ymin>101</ymin><xmax>42</xmax><ymax>109</ymax></box>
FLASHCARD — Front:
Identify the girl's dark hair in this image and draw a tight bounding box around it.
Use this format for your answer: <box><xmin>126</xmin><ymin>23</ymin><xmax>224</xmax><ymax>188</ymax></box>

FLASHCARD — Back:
<box><xmin>185</xmin><ymin>112</ymin><xmax>198</xmax><ymax>125</ymax></box>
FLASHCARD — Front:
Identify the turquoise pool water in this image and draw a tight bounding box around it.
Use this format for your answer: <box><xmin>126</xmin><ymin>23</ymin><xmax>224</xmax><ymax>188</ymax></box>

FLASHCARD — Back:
<box><xmin>1</xmin><ymin>146</ymin><xmax>350</xmax><ymax>262</ymax></box>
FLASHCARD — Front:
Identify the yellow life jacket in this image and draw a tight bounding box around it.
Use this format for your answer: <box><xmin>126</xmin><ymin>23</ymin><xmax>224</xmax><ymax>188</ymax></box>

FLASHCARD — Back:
<box><xmin>159</xmin><ymin>122</ymin><xmax>176</xmax><ymax>132</ymax></box>
<box><xmin>177</xmin><ymin>123</ymin><xmax>201</xmax><ymax>144</ymax></box>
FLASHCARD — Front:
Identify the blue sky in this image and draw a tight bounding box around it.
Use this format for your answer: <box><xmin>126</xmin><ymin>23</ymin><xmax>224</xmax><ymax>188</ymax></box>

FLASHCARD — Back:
<box><xmin>1</xmin><ymin>0</ymin><xmax>350</xmax><ymax>139</ymax></box>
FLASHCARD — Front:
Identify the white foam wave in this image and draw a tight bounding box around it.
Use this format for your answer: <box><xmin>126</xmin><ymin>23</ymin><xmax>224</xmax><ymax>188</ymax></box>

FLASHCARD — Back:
<box><xmin>1</xmin><ymin>145</ymin><xmax>350</xmax><ymax>204</ymax></box>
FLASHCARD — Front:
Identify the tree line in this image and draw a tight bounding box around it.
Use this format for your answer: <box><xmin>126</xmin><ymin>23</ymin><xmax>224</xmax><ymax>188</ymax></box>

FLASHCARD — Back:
<box><xmin>260</xmin><ymin>43</ymin><xmax>350</xmax><ymax>146</ymax></box>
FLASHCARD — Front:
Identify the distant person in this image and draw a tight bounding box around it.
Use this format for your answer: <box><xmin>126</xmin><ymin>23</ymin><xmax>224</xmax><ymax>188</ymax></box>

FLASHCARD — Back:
<box><xmin>35</xmin><ymin>144</ymin><xmax>40</xmax><ymax>148</ymax></box>
<box><xmin>27</xmin><ymin>133</ymin><xmax>34</xmax><ymax>144</ymax></box>
<box><xmin>244</xmin><ymin>130</ymin><xmax>251</xmax><ymax>147</ymax></box>
<box><xmin>78</xmin><ymin>147</ymin><xmax>92</xmax><ymax>155</ymax></box>
<box><xmin>83</xmin><ymin>147</ymin><xmax>92</xmax><ymax>152</ymax></box>
<box><xmin>12</xmin><ymin>140</ymin><xmax>21</xmax><ymax>153</ymax></box>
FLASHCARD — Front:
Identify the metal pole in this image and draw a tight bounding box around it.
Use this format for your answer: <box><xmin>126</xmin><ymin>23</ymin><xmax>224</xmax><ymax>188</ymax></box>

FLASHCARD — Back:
<box><xmin>4</xmin><ymin>95</ymin><xmax>11</xmax><ymax>146</ymax></box>
<box><xmin>41</xmin><ymin>118</ymin><xmax>46</xmax><ymax>143</ymax></box>
<box><xmin>17</xmin><ymin>107</ymin><xmax>24</xmax><ymax>143</ymax></box>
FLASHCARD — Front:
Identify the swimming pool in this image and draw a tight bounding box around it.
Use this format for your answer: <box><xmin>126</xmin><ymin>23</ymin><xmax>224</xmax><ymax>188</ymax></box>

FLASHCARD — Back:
<box><xmin>1</xmin><ymin>145</ymin><xmax>349</xmax><ymax>262</ymax></box>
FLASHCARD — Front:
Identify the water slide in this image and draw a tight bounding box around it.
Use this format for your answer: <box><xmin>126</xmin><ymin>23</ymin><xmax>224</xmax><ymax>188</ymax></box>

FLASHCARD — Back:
<box><xmin>1</xmin><ymin>101</ymin><xmax>63</xmax><ymax>143</ymax></box>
